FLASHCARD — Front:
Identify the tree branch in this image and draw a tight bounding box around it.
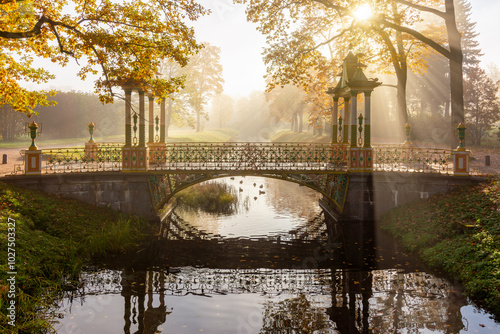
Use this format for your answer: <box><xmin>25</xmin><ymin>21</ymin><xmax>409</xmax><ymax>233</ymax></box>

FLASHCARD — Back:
<box><xmin>0</xmin><ymin>15</ymin><xmax>48</xmax><ymax>39</ymax></box>
<box><xmin>48</xmin><ymin>23</ymin><xmax>75</xmax><ymax>57</ymax></box>
<box><xmin>373</xmin><ymin>17</ymin><xmax>451</xmax><ymax>59</ymax></box>
<box><xmin>394</xmin><ymin>0</ymin><xmax>446</xmax><ymax>19</ymax></box>
<box><xmin>297</xmin><ymin>25</ymin><xmax>352</xmax><ymax>57</ymax></box>
<box><xmin>311</xmin><ymin>0</ymin><xmax>350</xmax><ymax>15</ymax></box>
<box><xmin>374</xmin><ymin>26</ymin><xmax>402</xmax><ymax>70</ymax></box>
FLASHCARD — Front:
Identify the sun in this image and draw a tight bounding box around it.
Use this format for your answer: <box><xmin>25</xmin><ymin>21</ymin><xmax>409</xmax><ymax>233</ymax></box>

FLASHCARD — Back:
<box><xmin>353</xmin><ymin>4</ymin><xmax>373</xmax><ymax>21</ymax></box>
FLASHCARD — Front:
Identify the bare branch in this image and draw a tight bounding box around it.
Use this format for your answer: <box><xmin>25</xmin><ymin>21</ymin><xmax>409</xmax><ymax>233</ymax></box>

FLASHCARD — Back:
<box><xmin>394</xmin><ymin>0</ymin><xmax>446</xmax><ymax>19</ymax></box>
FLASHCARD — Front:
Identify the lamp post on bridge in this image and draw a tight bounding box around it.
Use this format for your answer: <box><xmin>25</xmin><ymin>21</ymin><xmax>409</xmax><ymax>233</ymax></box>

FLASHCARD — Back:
<box><xmin>453</xmin><ymin>122</ymin><xmax>470</xmax><ymax>175</ymax></box>
<box><xmin>327</xmin><ymin>52</ymin><xmax>381</xmax><ymax>172</ymax></box>
<box><xmin>85</xmin><ymin>122</ymin><xmax>98</xmax><ymax>160</ymax></box>
<box><xmin>24</xmin><ymin>121</ymin><xmax>42</xmax><ymax>175</ymax></box>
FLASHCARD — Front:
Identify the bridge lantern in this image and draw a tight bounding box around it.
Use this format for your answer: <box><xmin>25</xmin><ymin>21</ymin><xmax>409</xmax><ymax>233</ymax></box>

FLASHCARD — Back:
<box><xmin>457</xmin><ymin>122</ymin><xmax>467</xmax><ymax>151</ymax></box>
<box><xmin>88</xmin><ymin>122</ymin><xmax>96</xmax><ymax>143</ymax></box>
<box><xmin>24</xmin><ymin>121</ymin><xmax>42</xmax><ymax>175</ymax></box>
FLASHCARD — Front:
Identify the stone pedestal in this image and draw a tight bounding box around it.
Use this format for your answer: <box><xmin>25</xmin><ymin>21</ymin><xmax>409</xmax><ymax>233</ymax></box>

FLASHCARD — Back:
<box><xmin>25</xmin><ymin>149</ymin><xmax>42</xmax><ymax>175</ymax></box>
<box><xmin>348</xmin><ymin>147</ymin><xmax>373</xmax><ymax>172</ymax></box>
<box><xmin>122</xmin><ymin>147</ymin><xmax>149</xmax><ymax>172</ymax></box>
<box><xmin>453</xmin><ymin>150</ymin><xmax>470</xmax><ymax>176</ymax></box>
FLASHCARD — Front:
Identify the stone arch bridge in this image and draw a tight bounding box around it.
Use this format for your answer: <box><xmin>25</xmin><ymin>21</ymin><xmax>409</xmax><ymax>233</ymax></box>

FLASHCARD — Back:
<box><xmin>3</xmin><ymin>141</ymin><xmax>480</xmax><ymax>221</ymax></box>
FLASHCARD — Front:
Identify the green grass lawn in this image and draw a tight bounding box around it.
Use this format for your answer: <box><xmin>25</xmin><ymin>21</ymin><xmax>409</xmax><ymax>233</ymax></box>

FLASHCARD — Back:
<box><xmin>0</xmin><ymin>129</ymin><xmax>238</xmax><ymax>149</ymax></box>
<box><xmin>270</xmin><ymin>129</ymin><xmax>330</xmax><ymax>143</ymax></box>
<box><xmin>381</xmin><ymin>175</ymin><xmax>500</xmax><ymax>319</ymax></box>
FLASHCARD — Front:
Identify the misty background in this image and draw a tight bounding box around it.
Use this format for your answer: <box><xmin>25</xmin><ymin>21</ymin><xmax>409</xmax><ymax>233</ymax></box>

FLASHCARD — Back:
<box><xmin>1</xmin><ymin>0</ymin><xmax>499</xmax><ymax>147</ymax></box>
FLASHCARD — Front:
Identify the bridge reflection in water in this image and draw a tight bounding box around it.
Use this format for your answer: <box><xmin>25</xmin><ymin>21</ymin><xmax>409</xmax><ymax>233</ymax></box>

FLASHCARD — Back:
<box><xmin>59</xmin><ymin>213</ymin><xmax>469</xmax><ymax>334</ymax></box>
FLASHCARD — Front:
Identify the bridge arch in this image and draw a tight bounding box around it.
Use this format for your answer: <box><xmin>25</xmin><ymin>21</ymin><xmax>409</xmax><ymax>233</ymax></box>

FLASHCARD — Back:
<box><xmin>147</xmin><ymin>171</ymin><xmax>350</xmax><ymax>215</ymax></box>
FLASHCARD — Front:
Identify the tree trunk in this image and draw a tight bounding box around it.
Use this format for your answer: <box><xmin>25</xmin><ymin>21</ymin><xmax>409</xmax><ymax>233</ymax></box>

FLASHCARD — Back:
<box><xmin>392</xmin><ymin>2</ymin><xmax>409</xmax><ymax>128</ymax></box>
<box><xmin>291</xmin><ymin>112</ymin><xmax>297</xmax><ymax>132</ymax></box>
<box><xmin>445</xmin><ymin>0</ymin><xmax>465</xmax><ymax>148</ymax></box>
<box><xmin>196</xmin><ymin>109</ymin><xmax>201</xmax><ymax>132</ymax></box>
<box><xmin>444</xmin><ymin>100</ymin><xmax>450</xmax><ymax>118</ymax></box>
<box><xmin>298</xmin><ymin>109</ymin><xmax>304</xmax><ymax>133</ymax></box>
<box><xmin>165</xmin><ymin>99</ymin><xmax>173</xmax><ymax>138</ymax></box>
<box><xmin>395</xmin><ymin>67</ymin><xmax>409</xmax><ymax>125</ymax></box>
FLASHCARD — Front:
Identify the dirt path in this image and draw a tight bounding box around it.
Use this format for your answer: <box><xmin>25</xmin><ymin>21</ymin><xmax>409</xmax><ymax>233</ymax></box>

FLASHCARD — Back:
<box><xmin>0</xmin><ymin>148</ymin><xmax>25</xmax><ymax>175</ymax></box>
<box><xmin>469</xmin><ymin>147</ymin><xmax>500</xmax><ymax>175</ymax></box>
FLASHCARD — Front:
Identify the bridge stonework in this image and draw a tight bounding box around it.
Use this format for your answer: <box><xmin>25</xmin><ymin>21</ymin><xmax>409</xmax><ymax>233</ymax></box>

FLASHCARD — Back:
<box><xmin>2</xmin><ymin>171</ymin><xmax>483</xmax><ymax>222</ymax></box>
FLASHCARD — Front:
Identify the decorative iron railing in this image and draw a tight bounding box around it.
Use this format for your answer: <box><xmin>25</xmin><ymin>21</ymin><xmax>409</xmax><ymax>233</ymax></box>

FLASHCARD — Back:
<box><xmin>150</xmin><ymin>142</ymin><xmax>346</xmax><ymax>171</ymax></box>
<box><xmin>13</xmin><ymin>142</ymin><xmax>462</xmax><ymax>175</ymax></box>
<box><xmin>42</xmin><ymin>143</ymin><xmax>122</xmax><ymax>173</ymax></box>
<box><xmin>372</xmin><ymin>145</ymin><xmax>454</xmax><ymax>174</ymax></box>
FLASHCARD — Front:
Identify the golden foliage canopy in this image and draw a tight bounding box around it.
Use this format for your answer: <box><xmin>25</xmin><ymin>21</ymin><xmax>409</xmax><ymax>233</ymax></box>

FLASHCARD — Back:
<box><xmin>0</xmin><ymin>0</ymin><xmax>207</xmax><ymax>115</ymax></box>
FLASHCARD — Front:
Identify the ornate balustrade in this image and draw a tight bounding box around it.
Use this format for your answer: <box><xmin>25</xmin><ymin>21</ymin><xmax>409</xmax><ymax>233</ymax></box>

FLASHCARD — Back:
<box><xmin>372</xmin><ymin>145</ymin><xmax>454</xmax><ymax>174</ymax></box>
<box><xmin>42</xmin><ymin>143</ymin><xmax>122</xmax><ymax>173</ymax></box>
<box><xmin>149</xmin><ymin>142</ymin><xmax>345</xmax><ymax>172</ymax></box>
<box><xmin>14</xmin><ymin>142</ymin><xmax>468</xmax><ymax>175</ymax></box>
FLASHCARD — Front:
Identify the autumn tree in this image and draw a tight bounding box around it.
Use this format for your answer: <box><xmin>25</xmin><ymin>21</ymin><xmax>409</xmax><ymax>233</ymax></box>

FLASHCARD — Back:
<box><xmin>455</xmin><ymin>0</ymin><xmax>482</xmax><ymax>76</ymax></box>
<box><xmin>158</xmin><ymin>59</ymin><xmax>193</xmax><ymax>137</ymax></box>
<box><xmin>236</xmin><ymin>0</ymin><xmax>465</xmax><ymax>145</ymax></box>
<box><xmin>210</xmin><ymin>94</ymin><xmax>234</xmax><ymax>128</ymax></box>
<box><xmin>464</xmin><ymin>66</ymin><xmax>500</xmax><ymax>146</ymax></box>
<box><xmin>231</xmin><ymin>91</ymin><xmax>271</xmax><ymax>140</ymax></box>
<box><xmin>266</xmin><ymin>85</ymin><xmax>306</xmax><ymax>133</ymax></box>
<box><xmin>182</xmin><ymin>43</ymin><xmax>224</xmax><ymax>132</ymax></box>
<box><xmin>0</xmin><ymin>0</ymin><xmax>207</xmax><ymax>115</ymax></box>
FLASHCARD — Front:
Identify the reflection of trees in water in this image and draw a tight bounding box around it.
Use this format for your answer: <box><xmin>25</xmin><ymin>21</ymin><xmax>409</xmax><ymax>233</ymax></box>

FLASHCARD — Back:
<box><xmin>369</xmin><ymin>270</ymin><xmax>466</xmax><ymax>333</ymax></box>
<box><xmin>264</xmin><ymin>177</ymin><xmax>322</xmax><ymax>221</ymax></box>
<box><xmin>174</xmin><ymin>181</ymin><xmax>239</xmax><ymax>214</ymax></box>
<box><xmin>261</xmin><ymin>294</ymin><xmax>334</xmax><ymax>333</ymax></box>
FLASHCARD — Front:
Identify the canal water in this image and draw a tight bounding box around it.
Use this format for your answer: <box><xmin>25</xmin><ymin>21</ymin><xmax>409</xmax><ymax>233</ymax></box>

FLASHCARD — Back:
<box><xmin>55</xmin><ymin>176</ymin><xmax>500</xmax><ymax>333</ymax></box>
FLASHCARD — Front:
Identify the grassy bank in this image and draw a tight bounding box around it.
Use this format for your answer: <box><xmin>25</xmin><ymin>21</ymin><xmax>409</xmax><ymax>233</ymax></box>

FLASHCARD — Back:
<box><xmin>0</xmin><ymin>182</ymin><xmax>148</xmax><ymax>333</ymax></box>
<box><xmin>168</xmin><ymin>128</ymin><xmax>238</xmax><ymax>142</ymax></box>
<box><xmin>175</xmin><ymin>181</ymin><xmax>238</xmax><ymax>214</ymax></box>
<box><xmin>0</xmin><ymin>135</ymin><xmax>125</xmax><ymax>149</ymax></box>
<box><xmin>270</xmin><ymin>129</ymin><xmax>330</xmax><ymax>143</ymax></box>
<box><xmin>381</xmin><ymin>176</ymin><xmax>500</xmax><ymax>319</ymax></box>
<box><xmin>0</xmin><ymin>128</ymin><xmax>238</xmax><ymax>149</ymax></box>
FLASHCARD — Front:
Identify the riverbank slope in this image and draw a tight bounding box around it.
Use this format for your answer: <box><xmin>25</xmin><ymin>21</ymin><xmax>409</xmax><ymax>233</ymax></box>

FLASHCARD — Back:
<box><xmin>0</xmin><ymin>182</ymin><xmax>149</xmax><ymax>333</ymax></box>
<box><xmin>381</xmin><ymin>175</ymin><xmax>500</xmax><ymax>319</ymax></box>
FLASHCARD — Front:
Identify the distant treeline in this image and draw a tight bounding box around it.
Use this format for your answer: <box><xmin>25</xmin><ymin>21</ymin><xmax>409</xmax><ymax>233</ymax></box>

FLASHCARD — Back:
<box><xmin>0</xmin><ymin>91</ymin><xmax>124</xmax><ymax>141</ymax></box>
